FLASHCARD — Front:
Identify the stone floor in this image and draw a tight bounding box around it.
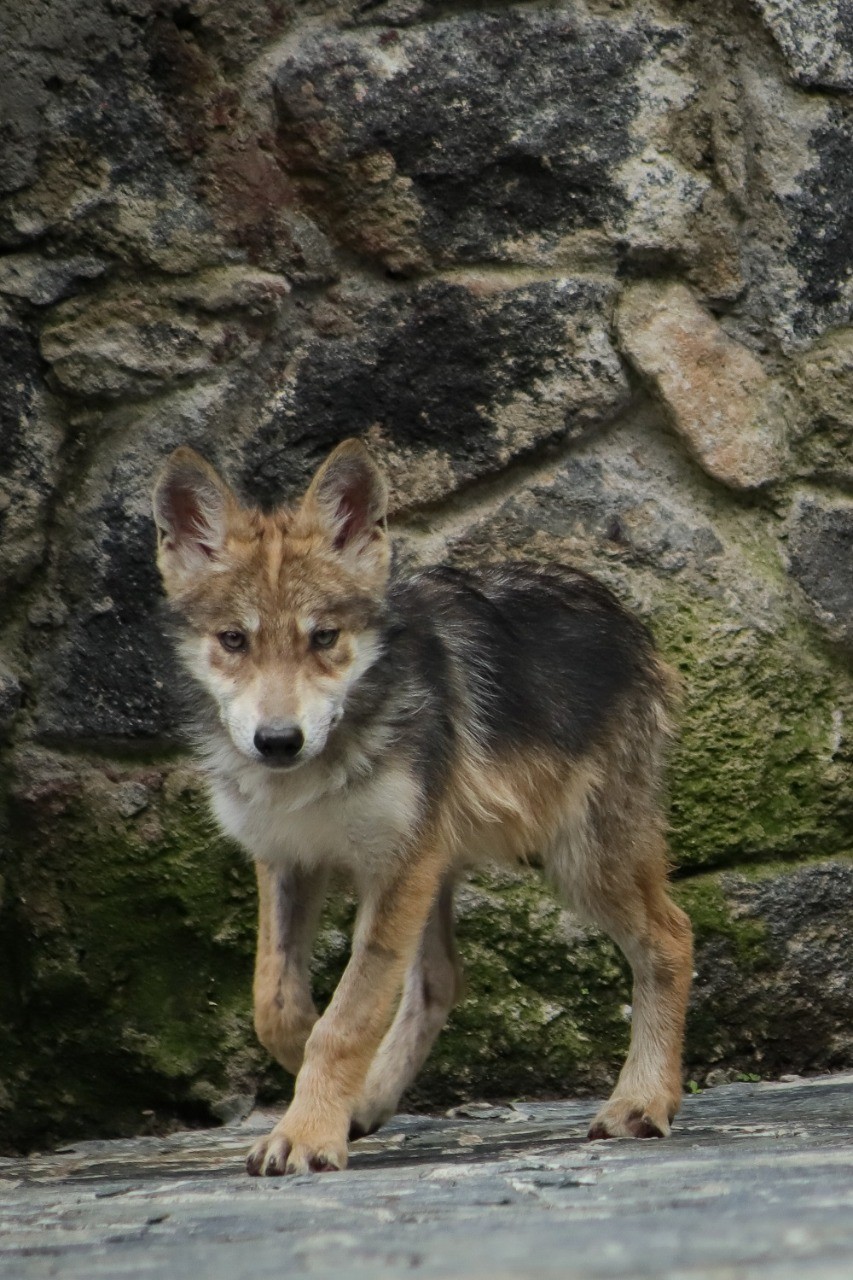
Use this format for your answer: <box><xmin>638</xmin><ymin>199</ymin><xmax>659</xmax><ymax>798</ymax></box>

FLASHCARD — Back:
<box><xmin>2</xmin><ymin>1074</ymin><xmax>853</xmax><ymax>1279</ymax></box>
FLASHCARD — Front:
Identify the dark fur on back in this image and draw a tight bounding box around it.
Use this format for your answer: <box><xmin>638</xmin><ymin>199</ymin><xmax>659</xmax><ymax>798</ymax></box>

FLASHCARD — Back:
<box><xmin>407</xmin><ymin>563</ymin><xmax>660</xmax><ymax>751</ymax></box>
<box><xmin>337</xmin><ymin>560</ymin><xmax>669</xmax><ymax>809</ymax></box>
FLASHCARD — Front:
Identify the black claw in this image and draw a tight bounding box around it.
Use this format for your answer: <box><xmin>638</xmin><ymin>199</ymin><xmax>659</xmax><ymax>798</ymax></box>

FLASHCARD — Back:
<box><xmin>587</xmin><ymin>1122</ymin><xmax>614</xmax><ymax>1142</ymax></box>
<box><xmin>349</xmin><ymin>1119</ymin><xmax>379</xmax><ymax>1141</ymax></box>
<box><xmin>624</xmin><ymin>1107</ymin><xmax>664</xmax><ymax>1138</ymax></box>
<box><xmin>633</xmin><ymin>1117</ymin><xmax>665</xmax><ymax>1139</ymax></box>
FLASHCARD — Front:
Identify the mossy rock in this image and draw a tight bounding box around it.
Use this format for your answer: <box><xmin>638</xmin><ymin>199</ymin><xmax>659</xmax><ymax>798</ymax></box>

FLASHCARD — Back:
<box><xmin>0</xmin><ymin>754</ymin><xmax>260</xmax><ymax>1152</ymax></box>
<box><xmin>3</xmin><ymin>743</ymin><xmax>852</xmax><ymax>1152</ymax></box>
<box><xmin>677</xmin><ymin>855</ymin><xmax>853</xmax><ymax>1080</ymax></box>
<box><xmin>658</xmin><ymin>595</ymin><xmax>853</xmax><ymax>871</ymax></box>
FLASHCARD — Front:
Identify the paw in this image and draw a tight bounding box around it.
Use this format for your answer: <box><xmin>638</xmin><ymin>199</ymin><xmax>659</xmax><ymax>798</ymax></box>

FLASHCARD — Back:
<box><xmin>587</xmin><ymin>1096</ymin><xmax>673</xmax><ymax>1141</ymax></box>
<box><xmin>246</xmin><ymin>1118</ymin><xmax>348</xmax><ymax>1176</ymax></box>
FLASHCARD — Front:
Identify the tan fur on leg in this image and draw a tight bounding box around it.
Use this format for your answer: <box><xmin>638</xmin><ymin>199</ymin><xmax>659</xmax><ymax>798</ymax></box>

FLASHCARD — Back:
<box><xmin>350</xmin><ymin>875</ymin><xmax>461</xmax><ymax>1138</ymax></box>
<box><xmin>585</xmin><ymin>859</ymin><xmax>693</xmax><ymax>1140</ymax></box>
<box><xmin>252</xmin><ymin>861</ymin><xmax>329</xmax><ymax>1076</ymax></box>
<box><xmin>247</xmin><ymin>844</ymin><xmax>449</xmax><ymax>1176</ymax></box>
<box><xmin>540</xmin><ymin>703</ymin><xmax>692</xmax><ymax>1144</ymax></box>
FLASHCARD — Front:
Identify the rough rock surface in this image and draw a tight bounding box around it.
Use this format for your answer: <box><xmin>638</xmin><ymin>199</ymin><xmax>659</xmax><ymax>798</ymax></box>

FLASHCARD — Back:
<box><xmin>1</xmin><ymin>0</ymin><xmax>852</xmax><ymax>1151</ymax></box>
<box><xmin>272</xmin><ymin>11</ymin><xmax>657</xmax><ymax>271</ymax></box>
<box><xmin>787</xmin><ymin>499</ymin><xmax>853</xmax><ymax>652</ymax></box>
<box><xmin>750</xmin><ymin>0</ymin><xmax>853</xmax><ymax>91</ymax></box>
<box><xmin>616</xmin><ymin>281</ymin><xmax>788</xmax><ymax>490</ymax></box>
<box><xmin>2</xmin><ymin>1076</ymin><xmax>853</xmax><ymax>1280</ymax></box>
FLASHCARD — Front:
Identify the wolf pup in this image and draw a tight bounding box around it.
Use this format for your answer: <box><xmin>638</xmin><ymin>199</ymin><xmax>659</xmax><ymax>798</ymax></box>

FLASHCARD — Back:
<box><xmin>152</xmin><ymin>439</ymin><xmax>693</xmax><ymax>1176</ymax></box>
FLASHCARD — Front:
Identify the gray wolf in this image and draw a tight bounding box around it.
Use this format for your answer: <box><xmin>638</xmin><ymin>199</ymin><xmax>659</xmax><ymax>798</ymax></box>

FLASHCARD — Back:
<box><xmin>152</xmin><ymin>439</ymin><xmax>693</xmax><ymax>1175</ymax></box>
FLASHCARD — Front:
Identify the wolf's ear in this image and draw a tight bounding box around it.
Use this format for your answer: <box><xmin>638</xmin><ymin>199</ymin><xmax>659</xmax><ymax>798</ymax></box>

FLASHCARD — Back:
<box><xmin>302</xmin><ymin>439</ymin><xmax>389</xmax><ymax>575</ymax></box>
<box><xmin>152</xmin><ymin>447</ymin><xmax>235</xmax><ymax>589</ymax></box>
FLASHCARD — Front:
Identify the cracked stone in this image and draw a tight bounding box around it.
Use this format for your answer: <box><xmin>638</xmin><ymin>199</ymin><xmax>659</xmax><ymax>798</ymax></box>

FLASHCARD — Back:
<box><xmin>243</xmin><ymin>274</ymin><xmax>629</xmax><ymax>512</ymax></box>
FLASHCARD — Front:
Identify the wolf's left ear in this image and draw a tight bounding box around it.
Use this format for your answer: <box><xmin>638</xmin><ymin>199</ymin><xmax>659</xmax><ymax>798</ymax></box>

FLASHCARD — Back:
<box><xmin>152</xmin><ymin>447</ymin><xmax>236</xmax><ymax>591</ymax></box>
<box><xmin>303</xmin><ymin>439</ymin><xmax>389</xmax><ymax>573</ymax></box>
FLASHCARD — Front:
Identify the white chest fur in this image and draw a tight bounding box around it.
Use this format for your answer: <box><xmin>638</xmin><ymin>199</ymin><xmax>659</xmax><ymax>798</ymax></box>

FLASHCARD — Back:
<box><xmin>208</xmin><ymin>753</ymin><xmax>423</xmax><ymax>875</ymax></box>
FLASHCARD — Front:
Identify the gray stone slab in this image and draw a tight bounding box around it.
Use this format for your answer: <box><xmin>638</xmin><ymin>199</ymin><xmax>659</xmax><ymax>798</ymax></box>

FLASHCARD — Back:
<box><xmin>2</xmin><ymin>1075</ymin><xmax>853</xmax><ymax>1279</ymax></box>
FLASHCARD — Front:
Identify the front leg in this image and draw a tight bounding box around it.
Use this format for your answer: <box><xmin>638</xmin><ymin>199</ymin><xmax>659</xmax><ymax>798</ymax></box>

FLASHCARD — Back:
<box><xmin>252</xmin><ymin>860</ymin><xmax>328</xmax><ymax>1076</ymax></box>
<box><xmin>350</xmin><ymin>874</ymin><xmax>461</xmax><ymax>1139</ymax></box>
<box><xmin>247</xmin><ymin>847</ymin><xmax>446</xmax><ymax>1176</ymax></box>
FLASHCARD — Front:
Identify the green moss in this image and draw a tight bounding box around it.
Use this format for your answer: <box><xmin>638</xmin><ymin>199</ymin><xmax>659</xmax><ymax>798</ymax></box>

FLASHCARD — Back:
<box><xmin>673</xmin><ymin>873</ymin><xmax>770</xmax><ymax>969</ymax></box>
<box><xmin>673</xmin><ymin>871</ymin><xmax>776</xmax><ymax>1078</ymax></box>
<box><xmin>397</xmin><ymin>871</ymin><xmax>632</xmax><ymax>1105</ymax></box>
<box><xmin>0</xmin><ymin>756</ymin><xmax>262</xmax><ymax>1153</ymax></box>
<box><xmin>674</xmin><ymin>854</ymin><xmax>853</xmax><ymax>1079</ymax></box>
<box><xmin>654</xmin><ymin>595</ymin><xmax>853</xmax><ymax>872</ymax></box>
<box><xmin>3</xmin><ymin>732</ymin><xmax>851</xmax><ymax>1152</ymax></box>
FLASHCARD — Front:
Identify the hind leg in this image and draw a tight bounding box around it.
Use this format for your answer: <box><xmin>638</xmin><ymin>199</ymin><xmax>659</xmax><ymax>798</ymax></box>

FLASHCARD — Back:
<box><xmin>583</xmin><ymin>847</ymin><xmax>693</xmax><ymax>1140</ymax></box>
<box><xmin>350</xmin><ymin>875</ymin><xmax>461</xmax><ymax>1139</ymax></box>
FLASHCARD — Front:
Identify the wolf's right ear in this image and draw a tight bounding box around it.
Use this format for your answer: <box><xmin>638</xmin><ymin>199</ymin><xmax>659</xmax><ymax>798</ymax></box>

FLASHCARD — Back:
<box><xmin>152</xmin><ymin>448</ymin><xmax>235</xmax><ymax>590</ymax></box>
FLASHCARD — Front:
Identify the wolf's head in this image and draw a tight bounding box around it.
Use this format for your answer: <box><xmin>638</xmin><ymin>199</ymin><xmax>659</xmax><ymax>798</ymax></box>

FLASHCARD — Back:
<box><xmin>152</xmin><ymin>440</ymin><xmax>390</xmax><ymax>769</ymax></box>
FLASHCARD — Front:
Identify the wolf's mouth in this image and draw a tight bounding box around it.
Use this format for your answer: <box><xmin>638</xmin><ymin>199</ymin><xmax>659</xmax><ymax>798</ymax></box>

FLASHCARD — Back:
<box><xmin>255</xmin><ymin>752</ymin><xmax>305</xmax><ymax>772</ymax></box>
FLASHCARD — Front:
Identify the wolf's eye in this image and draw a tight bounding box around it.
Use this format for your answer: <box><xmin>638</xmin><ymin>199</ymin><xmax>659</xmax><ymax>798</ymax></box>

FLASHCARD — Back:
<box><xmin>311</xmin><ymin>628</ymin><xmax>339</xmax><ymax>650</ymax></box>
<box><xmin>219</xmin><ymin>630</ymin><xmax>247</xmax><ymax>653</ymax></box>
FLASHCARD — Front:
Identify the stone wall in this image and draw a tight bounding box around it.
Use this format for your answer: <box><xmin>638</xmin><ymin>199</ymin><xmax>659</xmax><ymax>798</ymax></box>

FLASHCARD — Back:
<box><xmin>1</xmin><ymin>0</ymin><xmax>851</xmax><ymax>1152</ymax></box>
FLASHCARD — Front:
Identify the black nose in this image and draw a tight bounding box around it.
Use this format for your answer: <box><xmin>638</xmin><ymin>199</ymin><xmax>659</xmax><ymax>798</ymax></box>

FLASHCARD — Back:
<box><xmin>254</xmin><ymin>725</ymin><xmax>304</xmax><ymax>763</ymax></box>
